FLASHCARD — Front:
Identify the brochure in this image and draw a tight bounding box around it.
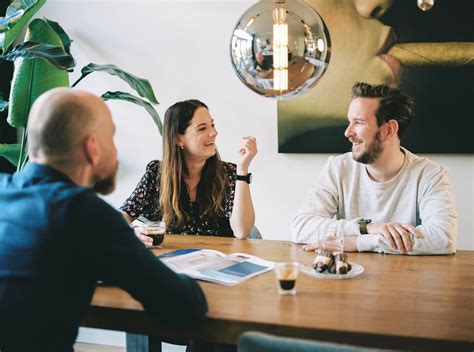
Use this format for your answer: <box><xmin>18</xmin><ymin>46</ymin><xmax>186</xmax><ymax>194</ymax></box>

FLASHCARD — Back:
<box><xmin>158</xmin><ymin>249</ymin><xmax>275</xmax><ymax>286</ymax></box>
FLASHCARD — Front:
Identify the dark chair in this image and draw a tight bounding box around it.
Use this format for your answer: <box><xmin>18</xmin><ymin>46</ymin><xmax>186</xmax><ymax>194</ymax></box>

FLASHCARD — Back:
<box><xmin>238</xmin><ymin>331</ymin><xmax>398</xmax><ymax>352</ymax></box>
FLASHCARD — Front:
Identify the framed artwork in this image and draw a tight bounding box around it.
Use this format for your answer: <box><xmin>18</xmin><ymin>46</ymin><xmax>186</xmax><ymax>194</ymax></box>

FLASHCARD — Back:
<box><xmin>278</xmin><ymin>0</ymin><xmax>473</xmax><ymax>154</ymax></box>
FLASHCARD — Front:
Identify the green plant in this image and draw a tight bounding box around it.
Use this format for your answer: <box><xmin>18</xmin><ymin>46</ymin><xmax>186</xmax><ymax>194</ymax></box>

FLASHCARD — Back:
<box><xmin>0</xmin><ymin>0</ymin><xmax>162</xmax><ymax>171</ymax></box>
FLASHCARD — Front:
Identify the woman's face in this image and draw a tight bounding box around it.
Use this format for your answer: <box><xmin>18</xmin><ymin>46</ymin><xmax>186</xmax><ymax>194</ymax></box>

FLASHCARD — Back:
<box><xmin>178</xmin><ymin>107</ymin><xmax>218</xmax><ymax>162</ymax></box>
<box><xmin>278</xmin><ymin>0</ymin><xmax>397</xmax><ymax>145</ymax></box>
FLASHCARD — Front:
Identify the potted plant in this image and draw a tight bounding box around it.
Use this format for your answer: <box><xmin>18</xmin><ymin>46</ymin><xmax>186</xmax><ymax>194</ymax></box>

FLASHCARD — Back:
<box><xmin>0</xmin><ymin>0</ymin><xmax>162</xmax><ymax>171</ymax></box>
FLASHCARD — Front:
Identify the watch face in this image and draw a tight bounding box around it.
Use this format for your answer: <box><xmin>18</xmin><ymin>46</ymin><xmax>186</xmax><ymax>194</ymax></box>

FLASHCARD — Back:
<box><xmin>247</xmin><ymin>173</ymin><xmax>252</xmax><ymax>183</ymax></box>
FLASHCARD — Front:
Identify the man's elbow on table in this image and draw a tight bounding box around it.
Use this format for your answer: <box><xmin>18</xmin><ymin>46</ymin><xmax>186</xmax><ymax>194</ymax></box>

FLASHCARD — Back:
<box><xmin>290</xmin><ymin>215</ymin><xmax>310</xmax><ymax>244</ymax></box>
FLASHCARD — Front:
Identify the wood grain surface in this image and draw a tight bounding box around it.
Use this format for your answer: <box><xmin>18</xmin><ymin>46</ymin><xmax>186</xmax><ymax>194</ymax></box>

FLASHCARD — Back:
<box><xmin>83</xmin><ymin>236</ymin><xmax>474</xmax><ymax>350</ymax></box>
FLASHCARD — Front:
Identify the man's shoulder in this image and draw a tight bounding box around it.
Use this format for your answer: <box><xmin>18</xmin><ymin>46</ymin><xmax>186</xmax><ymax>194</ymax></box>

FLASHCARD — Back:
<box><xmin>66</xmin><ymin>189</ymin><xmax>129</xmax><ymax>233</ymax></box>
<box><xmin>404</xmin><ymin>149</ymin><xmax>446</xmax><ymax>175</ymax></box>
<box><xmin>326</xmin><ymin>152</ymin><xmax>358</xmax><ymax>170</ymax></box>
<box><xmin>70</xmin><ymin>189</ymin><xmax>117</xmax><ymax>214</ymax></box>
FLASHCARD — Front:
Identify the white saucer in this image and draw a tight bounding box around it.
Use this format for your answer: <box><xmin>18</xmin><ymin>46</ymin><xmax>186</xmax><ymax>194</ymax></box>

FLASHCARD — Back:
<box><xmin>300</xmin><ymin>263</ymin><xmax>364</xmax><ymax>280</ymax></box>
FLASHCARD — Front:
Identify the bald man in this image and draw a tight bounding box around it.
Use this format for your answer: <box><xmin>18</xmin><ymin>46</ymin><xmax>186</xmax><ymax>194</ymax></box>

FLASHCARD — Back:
<box><xmin>0</xmin><ymin>88</ymin><xmax>207</xmax><ymax>352</ymax></box>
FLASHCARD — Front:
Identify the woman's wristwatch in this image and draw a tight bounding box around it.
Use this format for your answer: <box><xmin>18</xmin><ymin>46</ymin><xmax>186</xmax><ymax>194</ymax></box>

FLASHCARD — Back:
<box><xmin>236</xmin><ymin>173</ymin><xmax>252</xmax><ymax>184</ymax></box>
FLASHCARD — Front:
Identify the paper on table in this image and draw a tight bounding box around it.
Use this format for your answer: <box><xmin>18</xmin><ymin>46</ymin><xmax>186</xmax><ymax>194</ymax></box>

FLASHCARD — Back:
<box><xmin>158</xmin><ymin>249</ymin><xmax>274</xmax><ymax>286</ymax></box>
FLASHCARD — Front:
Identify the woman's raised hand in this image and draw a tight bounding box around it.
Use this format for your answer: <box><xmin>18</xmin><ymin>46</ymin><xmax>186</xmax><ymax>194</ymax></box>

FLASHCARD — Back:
<box><xmin>237</xmin><ymin>136</ymin><xmax>257</xmax><ymax>173</ymax></box>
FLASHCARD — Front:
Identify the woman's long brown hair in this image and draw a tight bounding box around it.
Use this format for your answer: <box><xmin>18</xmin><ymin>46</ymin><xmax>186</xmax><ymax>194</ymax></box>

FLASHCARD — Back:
<box><xmin>159</xmin><ymin>100</ymin><xmax>227</xmax><ymax>226</ymax></box>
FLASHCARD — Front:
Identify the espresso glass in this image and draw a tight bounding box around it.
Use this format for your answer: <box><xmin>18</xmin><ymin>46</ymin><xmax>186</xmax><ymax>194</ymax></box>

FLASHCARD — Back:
<box><xmin>274</xmin><ymin>262</ymin><xmax>300</xmax><ymax>295</ymax></box>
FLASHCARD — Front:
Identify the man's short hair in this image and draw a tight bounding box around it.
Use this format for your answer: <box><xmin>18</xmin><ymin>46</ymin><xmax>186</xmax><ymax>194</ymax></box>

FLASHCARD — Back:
<box><xmin>28</xmin><ymin>94</ymin><xmax>95</xmax><ymax>164</ymax></box>
<box><xmin>352</xmin><ymin>82</ymin><xmax>415</xmax><ymax>140</ymax></box>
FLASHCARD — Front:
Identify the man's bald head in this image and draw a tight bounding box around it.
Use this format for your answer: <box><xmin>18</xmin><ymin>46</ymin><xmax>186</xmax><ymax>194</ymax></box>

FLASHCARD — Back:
<box><xmin>28</xmin><ymin>88</ymin><xmax>118</xmax><ymax>194</ymax></box>
<box><xmin>28</xmin><ymin>88</ymin><xmax>108</xmax><ymax>165</ymax></box>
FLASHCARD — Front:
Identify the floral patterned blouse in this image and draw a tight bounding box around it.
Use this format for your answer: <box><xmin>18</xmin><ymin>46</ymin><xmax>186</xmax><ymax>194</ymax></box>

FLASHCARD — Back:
<box><xmin>120</xmin><ymin>160</ymin><xmax>237</xmax><ymax>237</ymax></box>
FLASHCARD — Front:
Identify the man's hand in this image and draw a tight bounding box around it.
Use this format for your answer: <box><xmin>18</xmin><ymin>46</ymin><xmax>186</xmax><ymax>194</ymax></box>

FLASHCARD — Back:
<box><xmin>302</xmin><ymin>242</ymin><xmax>318</xmax><ymax>252</ymax></box>
<box><xmin>367</xmin><ymin>222</ymin><xmax>422</xmax><ymax>254</ymax></box>
<box><xmin>302</xmin><ymin>236</ymin><xmax>359</xmax><ymax>252</ymax></box>
<box><xmin>343</xmin><ymin>236</ymin><xmax>358</xmax><ymax>252</ymax></box>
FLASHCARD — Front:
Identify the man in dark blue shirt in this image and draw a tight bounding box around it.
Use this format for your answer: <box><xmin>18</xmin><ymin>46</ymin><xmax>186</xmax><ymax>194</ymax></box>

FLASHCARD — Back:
<box><xmin>0</xmin><ymin>88</ymin><xmax>207</xmax><ymax>352</ymax></box>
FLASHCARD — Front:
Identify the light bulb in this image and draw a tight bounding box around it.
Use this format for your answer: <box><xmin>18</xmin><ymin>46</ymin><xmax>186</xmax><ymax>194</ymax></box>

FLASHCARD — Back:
<box><xmin>230</xmin><ymin>0</ymin><xmax>330</xmax><ymax>99</ymax></box>
<box><xmin>273</xmin><ymin>6</ymin><xmax>288</xmax><ymax>91</ymax></box>
<box><xmin>417</xmin><ymin>0</ymin><xmax>435</xmax><ymax>11</ymax></box>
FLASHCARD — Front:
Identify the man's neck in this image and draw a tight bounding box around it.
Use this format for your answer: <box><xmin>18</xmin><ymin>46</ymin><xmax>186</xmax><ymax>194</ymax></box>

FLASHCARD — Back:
<box><xmin>32</xmin><ymin>157</ymin><xmax>93</xmax><ymax>187</ymax></box>
<box><xmin>365</xmin><ymin>147</ymin><xmax>405</xmax><ymax>182</ymax></box>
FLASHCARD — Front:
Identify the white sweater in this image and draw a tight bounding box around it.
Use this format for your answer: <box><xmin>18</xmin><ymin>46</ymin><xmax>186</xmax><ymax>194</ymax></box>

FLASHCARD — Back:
<box><xmin>291</xmin><ymin>148</ymin><xmax>458</xmax><ymax>255</ymax></box>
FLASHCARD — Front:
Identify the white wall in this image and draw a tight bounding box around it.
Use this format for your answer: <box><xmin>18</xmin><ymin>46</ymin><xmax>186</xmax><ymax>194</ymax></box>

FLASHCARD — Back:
<box><xmin>40</xmin><ymin>0</ymin><xmax>473</xmax><ymax>250</ymax></box>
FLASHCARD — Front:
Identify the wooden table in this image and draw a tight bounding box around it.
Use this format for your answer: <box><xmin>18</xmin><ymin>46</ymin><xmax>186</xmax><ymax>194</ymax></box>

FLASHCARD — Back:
<box><xmin>82</xmin><ymin>236</ymin><xmax>474</xmax><ymax>351</ymax></box>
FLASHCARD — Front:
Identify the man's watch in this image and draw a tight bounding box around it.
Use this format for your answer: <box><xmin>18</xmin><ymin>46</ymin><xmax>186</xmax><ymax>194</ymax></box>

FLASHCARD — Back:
<box><xmin>236</xmin><ymin>173</ymin><xmax>252</xmax><ymax>184</ymax></box>
<box><xmin>358</xmin><ymin>218</ymin><xmax>372</xmax><ymax>235</ymax></box>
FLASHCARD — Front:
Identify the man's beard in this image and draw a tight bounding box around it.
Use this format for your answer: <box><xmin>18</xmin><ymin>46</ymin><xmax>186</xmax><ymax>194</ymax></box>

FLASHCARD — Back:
<box><xmin>94</xmin><ymin>161</ymin><xmax>118</xmax><ymax>195</ymax></box>
<box><xmin>352</xmin><ymin>130</ymin><xmax>383</xmax><ymax>164</ymax></box>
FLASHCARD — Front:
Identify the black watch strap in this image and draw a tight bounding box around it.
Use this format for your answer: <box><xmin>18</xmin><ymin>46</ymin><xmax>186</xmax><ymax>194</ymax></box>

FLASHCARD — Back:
<box><xmin>359</xmin><ymin>218</ymin><xmax>371</xmax><ymax>235</ymax></box>
<box><xmin>236</xmin><ymin>173</ymin><xmax>252</xmax><ymax>184</ymax></box>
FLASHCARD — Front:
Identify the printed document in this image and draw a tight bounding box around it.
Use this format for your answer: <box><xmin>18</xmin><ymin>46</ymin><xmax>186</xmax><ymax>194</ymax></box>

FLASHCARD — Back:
<box><xmin>158</xmin><ymin>249</ymin><xmax>274</xmax><ymax>286</ymax></box>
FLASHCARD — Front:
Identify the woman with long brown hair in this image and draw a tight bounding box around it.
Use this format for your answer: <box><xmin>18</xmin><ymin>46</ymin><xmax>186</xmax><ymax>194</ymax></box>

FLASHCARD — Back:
<box><xmin>121</xmin><ymin>99</ymin><xmax>257</xmax><ymax>245</ymax></box>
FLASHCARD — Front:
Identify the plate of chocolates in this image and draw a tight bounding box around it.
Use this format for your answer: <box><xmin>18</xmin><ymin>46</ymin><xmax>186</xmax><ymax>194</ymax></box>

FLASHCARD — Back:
<box><xmin>301</xmin><ymin>250</ymin><xmax>364</xmax><ymax>279</ymax></box>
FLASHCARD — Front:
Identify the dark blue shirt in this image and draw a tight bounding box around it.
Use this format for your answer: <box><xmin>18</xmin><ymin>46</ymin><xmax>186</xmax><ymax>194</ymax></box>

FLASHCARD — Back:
<box><xmin>0</xmin><ymin>163</ymin><xmax>207</xmax><ymax>352</ymax></box>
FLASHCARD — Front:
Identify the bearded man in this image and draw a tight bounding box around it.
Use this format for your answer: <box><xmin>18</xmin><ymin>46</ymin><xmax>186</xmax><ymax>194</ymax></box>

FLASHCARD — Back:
<box><xmin>0</xmin><ymin>88</ymin><xmax>207</xmax><ymax>351</ymax></box>
<box><xmin>292</xmin><ymin>82</ymin><xmax>457</xmax><ymax>255</ymax></box>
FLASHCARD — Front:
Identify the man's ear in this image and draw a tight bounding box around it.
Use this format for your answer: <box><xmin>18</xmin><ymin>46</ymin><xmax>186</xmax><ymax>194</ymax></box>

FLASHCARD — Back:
<box><xmin>84</xmin><ymin>134</ymin><xmax>99</xmax><ymax>166</ymax></box>
<box><xmin>386</xmin><ymin>119</ymin><xmax>399</xmax><ymax>139</ymax></box>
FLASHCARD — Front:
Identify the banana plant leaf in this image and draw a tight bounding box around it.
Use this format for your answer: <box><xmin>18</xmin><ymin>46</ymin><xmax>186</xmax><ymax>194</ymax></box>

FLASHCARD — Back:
<box><xmin>74</xmin><ymin>63</ymin><xmax>159</xmax><ymax>104</ymax></box>
<box><xmin>3</xmin><ymin>41</ymin><xmax>75</xmax><ymax>70</ymax></box>
<box><xmin>102</xmin><ymin>91</ymin><xmax>162</xmax><ymax>135</ymax></box>
<box><xmin>44</xmin><ymin>18</ymin><xmax>72</xmax><ymax>55</ymax></box>
<box><xmin>8</xmin><ymin>18</ymin><xmax>70</xmax><ymax>128</ymax></box>
<box><xmin>0</xmin><ymin>99</ymin><xmax>8</xmax><ymax>112</ymax></box>
<box><xmin>3</xmin><ymin>41</ymin><xmax>76</xmax><ymax>70</ymax></box>
<box><xmin>0</xmin><ymin>143</ymin><xmax>22</xmax><ymax>167</ymax></box>
<box><xmin>0</xmin><ymin>0</ymin><xmax>46</xmax><ymax>53</ymax></box>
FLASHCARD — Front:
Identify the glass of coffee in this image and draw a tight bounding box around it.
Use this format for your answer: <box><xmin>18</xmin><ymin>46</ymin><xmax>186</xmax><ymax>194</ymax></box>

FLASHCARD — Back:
<box><xmin>141</xmin><ymin>220</ymin><xmax>166</xmax><ymax>247</ymax></box>
<box><xmin>274</xmin><ymin>262</ymin><xmax>300</xmax><ymax>295</ymax></box>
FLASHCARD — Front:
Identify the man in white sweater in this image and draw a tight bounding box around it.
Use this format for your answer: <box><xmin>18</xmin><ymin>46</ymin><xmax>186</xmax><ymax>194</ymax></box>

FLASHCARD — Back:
<box><xmin>292</xmin><ymin>82</ymin><xmax>457</xmax><ymax>255</ymax></box>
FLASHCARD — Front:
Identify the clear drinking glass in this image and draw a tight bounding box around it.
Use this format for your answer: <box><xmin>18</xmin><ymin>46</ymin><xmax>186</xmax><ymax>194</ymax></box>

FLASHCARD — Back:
<box><xmin>274</xmin><ymin>262</ymin><xmax>300</xmax><ymax>295</ymax></box>
<box><xmin>318</xmin><ymin>222</ymin><xmax>344</xmax><ymax>254</ymax></box>
<box><xmin>141</xmin><ymin>220</ymin><xmax>166</xmax><ymax>247</ymax></box>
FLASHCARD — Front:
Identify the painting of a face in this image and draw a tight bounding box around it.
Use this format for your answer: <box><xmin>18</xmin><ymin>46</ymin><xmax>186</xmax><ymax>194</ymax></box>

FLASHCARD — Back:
<box><xmin>278</xmin><ymin>0</ymin><xmax>474</xmax><ymax>154</ymax></box>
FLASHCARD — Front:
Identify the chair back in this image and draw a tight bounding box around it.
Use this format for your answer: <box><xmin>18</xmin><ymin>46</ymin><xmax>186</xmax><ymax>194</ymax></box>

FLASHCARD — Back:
<box><xmin>238</xmin><ymin>331</ymin><xmax>399</xmax><ymax>352</ymax></box>
<box><xmin>248</xmin><ymin>226</ymin><xmax>262</xmax><ymax>239</ymax></box>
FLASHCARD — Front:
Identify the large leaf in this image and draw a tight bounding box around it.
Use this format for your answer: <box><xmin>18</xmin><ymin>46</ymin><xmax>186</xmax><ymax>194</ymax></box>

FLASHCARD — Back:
<box><xmin>8</xmin><ymin>18</ymin><xmax>69</xmax><ymax>128</ymax></box>
<box><xmin>102</xmin><ymin>91</ymin><xmax>162</xmax><ymax>135</ymax></box>
<box><xmin>74</xmin><ymin>63</ymin><xmax>159</xmax><ymax>104</ymax></box>
<box><xmin>0</xmin><ymin>143</ymin><xmax>22</xmax><ymax>167</ymax></box>
<box><xmin>3</xmin><ymin>41</ymin><xmax>75</xmax><ymax>70</ymax></box>
<box><xmin>44</xmin><ymin>18</ymin><xmax>72</xmax><ymax>55</ymax></box>
<box><xmin>0</xmin><ymin>0</ymin><xmax>46</xmax><ymax>53</ymax></box>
